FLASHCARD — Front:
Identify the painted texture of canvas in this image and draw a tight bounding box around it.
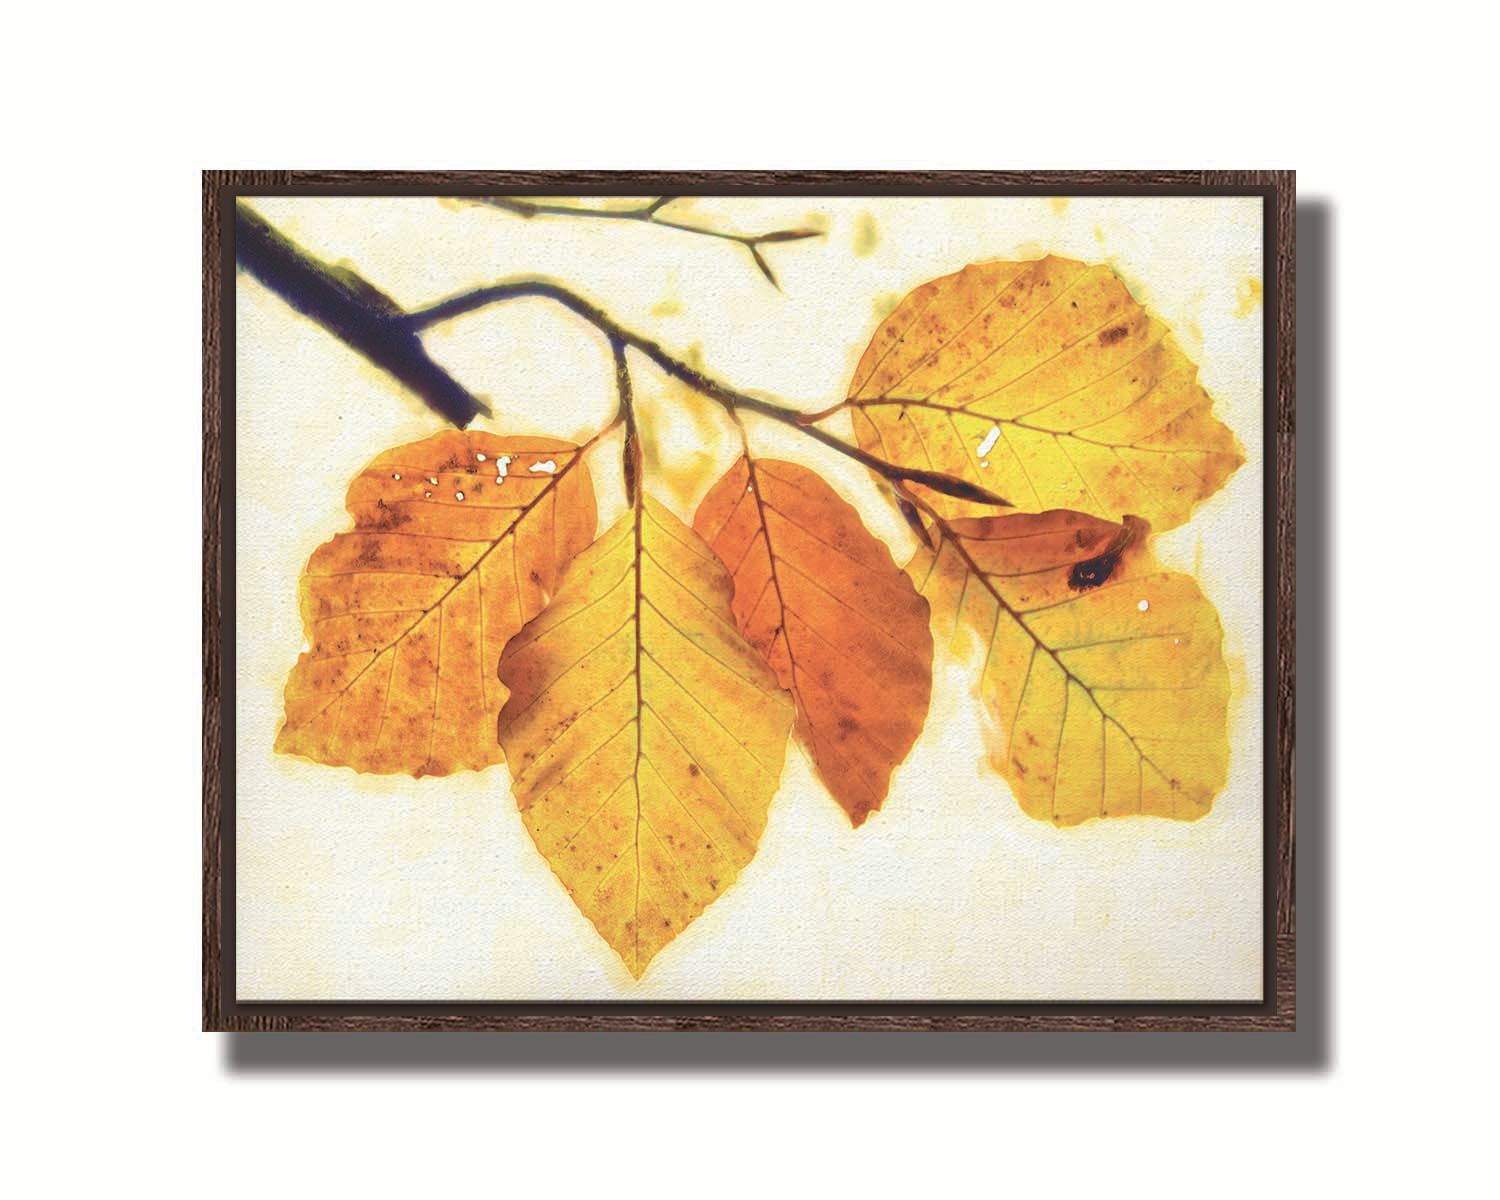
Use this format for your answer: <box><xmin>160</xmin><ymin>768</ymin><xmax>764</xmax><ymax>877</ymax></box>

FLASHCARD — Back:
<box><xmin>234</xmin><ymin>193</ymin><xmax>1264</xmax><ymax>1000</ymax></box>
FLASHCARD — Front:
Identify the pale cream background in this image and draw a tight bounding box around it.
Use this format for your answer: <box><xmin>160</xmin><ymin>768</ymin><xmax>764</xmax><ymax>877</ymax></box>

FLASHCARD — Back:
<box><xmin>235</xmin><ymin>194</ymin><xmax>1263</xmax><ymax>1000</ymax></box>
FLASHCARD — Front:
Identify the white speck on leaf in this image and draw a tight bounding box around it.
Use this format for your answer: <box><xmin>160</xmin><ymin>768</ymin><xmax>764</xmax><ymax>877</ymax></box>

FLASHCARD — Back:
<box><xmin>976</xmin><ymin>424</ymin><xmax>1001</xmax><ymax>458</ymax></box>
<box><xmin>1138</xmin><ymin>599</ymin><xmax>1150</xmax><ymax>612</ymax></box>
<box><xmin>530</xmin><ymin>460</ymin><xmax>557</xmax><ymax>474</ymax></box>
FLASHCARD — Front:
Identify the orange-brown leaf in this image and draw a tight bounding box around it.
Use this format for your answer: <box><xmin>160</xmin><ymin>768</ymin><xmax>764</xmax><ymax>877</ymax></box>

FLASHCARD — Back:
<box><xmin>910</xmin><ymin>510</ymin><xmax>1230</xmax><ymax>825</ymax></box>
<box><xmin>695</xmin><ymin>457</ymin><xmax>933</xmax><ymax>826</ymax></box>
<box><xmin>275</xmin><ymin>430</ymin><xmax>597</xmax><ymax>776</ymax></box>
<box><xmin>847</xmin><ymin>256</ymin><xmax>1244</xmax><ymax>531</ymax></box>
<box><xmin>497</xmin><ymin>494</ymin><xmax>794</xmax><ymax>976</ymax></box>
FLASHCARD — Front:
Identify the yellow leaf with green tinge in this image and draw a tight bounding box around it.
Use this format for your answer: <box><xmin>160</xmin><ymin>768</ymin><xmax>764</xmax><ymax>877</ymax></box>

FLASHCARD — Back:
<box><xmin>847</xmin><ymin>256</ymin><xmax>1244</xmax><ymax>531</ymax></box>
<box><xmin>497</xmin><ymin>494</ymin><xmax>794</xmax><ymax>976</ymax></box>
<box><xmin>909</xmin><ymin>509</ymin><xmax>1231</xmax><ymax>825</ymax></box>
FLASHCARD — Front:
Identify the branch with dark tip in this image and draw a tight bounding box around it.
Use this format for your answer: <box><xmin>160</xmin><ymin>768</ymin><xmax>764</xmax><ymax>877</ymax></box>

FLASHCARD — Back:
<box><xmin>458</xmin><ymin>196</ymin><xmax>823</xmax><ymax>290</ymax></box>
<box><xmin>407</xmin><ymin>277</ymin><xmax>1012</xmax><ymax>508</ymax></box>
<box><xmin>234</xmin><ymin>202</ymin><xmax>489</xmax><ymax>429</ymax></box>
<box><xmin>237</xmin><ymin>207</ymin><xmax>1008</xmax><ymax>508</ymax></box>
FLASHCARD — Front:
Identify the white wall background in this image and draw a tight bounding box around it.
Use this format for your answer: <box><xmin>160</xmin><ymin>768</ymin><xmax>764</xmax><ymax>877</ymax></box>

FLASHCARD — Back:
<box><xmin>4</xmin><ymin>2</ymin><xmax>1495</xmax><ymax>1197</ymax></box>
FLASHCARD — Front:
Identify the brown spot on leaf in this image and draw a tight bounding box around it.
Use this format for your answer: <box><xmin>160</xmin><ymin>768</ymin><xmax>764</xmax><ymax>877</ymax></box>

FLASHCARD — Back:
<box><xmin>1068</xmin><ymin>550</ymin><xmax>1123</xmax><ymax>591</ymax></box>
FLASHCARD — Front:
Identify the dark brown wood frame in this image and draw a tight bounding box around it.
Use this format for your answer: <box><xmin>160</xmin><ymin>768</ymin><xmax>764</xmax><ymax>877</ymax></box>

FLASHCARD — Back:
<box><xmin>204</xmin><ymin>170</ymin><xmax>1295</xmax><ymax>1032</ymax></box>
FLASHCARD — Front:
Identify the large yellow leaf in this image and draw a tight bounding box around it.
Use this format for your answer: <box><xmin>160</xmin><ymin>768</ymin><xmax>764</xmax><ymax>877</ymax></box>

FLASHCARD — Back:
<box><xmin>275</xmin><ymin>431</ymin><xmax>597</xmax><ymax>776</ymax></box>
<box><xmin>694</xmin><ymin>456</ymin><xmax>932</xmax><ymax>826</ymax></box>
<box><xmin>910</xmin><ymin>509</ymin><xmax>1230</xmax><ymax>825</ymax></box>
<box><xmin>496</xmin><ymin>493</ymin><xmax>795</xmax><ymax>976</ymax></box>
<box><xmin>846</xmin><ymin>256</ymin><xmax>1244</xmax><ymax>531</ymax></box>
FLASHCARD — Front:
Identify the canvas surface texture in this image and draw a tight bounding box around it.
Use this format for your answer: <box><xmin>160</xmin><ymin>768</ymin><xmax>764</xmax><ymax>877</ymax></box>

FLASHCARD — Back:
<box><xmin>234</xmin><ymin>195</ymin><xmax>1265</xmax><ymax>1001</ymax></box>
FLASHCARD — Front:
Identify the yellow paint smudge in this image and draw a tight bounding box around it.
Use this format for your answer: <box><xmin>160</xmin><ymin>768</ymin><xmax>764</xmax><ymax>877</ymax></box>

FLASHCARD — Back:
<box><xmin>1049</xmin><ymin>197</ymin><xmax>1070</xmax><ymax>217</ymax></box>
<box><xmin>1225</xmin><ymin>644</ymin><xmax>1249</xmax><ymax>716</ymax></box>
<box><xmin>1234</xmin><ymin>277</ymin><xmax>1263</xmax><ymax>319</ymax></box>
<box><xmin>651</xmin><ymin>297</ymin><xmax>683</xmax><ymax>318</ymax></box>
<box><xmin>872</xmin><ymin>292</ymin><xmax>901</xmax><ymax>319</ymax></box>
<box><xmin>852</xmin><ymin>213</ymin><xmax>880</xmax><ymax>257</ymax></box>
<box><xmin>639</xmin><ymin>377</ymin><xmax>729</xmax><ymax>509</ymax></box>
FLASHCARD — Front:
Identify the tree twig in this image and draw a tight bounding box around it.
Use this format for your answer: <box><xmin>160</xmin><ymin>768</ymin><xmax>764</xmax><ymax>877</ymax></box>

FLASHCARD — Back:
<box><xmin>407</xmin><ymin>279</ymin><xmax>1012</xmax><ymax>508</ymax></box>
<box><xmin>460</xmin><ymin>196</ymin><xmax>823</xmax><ymax>290</ymax></box>
<box><xmin>237</xmin><ymin>207</ymin><xmax>1009</xmax><ymax>508</ymax></box>
<box><xmin>610</xmin><ymin>337</ymin><xmax>642</xmax><ymax>507</ymax></box>
<box><xmin>234</xmin><ymin>201</ymin><xmax>489</xmax><ymax>428</ymax></box>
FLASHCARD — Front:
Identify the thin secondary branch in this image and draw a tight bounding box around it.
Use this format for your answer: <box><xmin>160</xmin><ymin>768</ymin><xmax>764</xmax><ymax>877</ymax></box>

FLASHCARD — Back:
<box><xmin>407</xmin><ymin>279</ymin><xmax>1012</xmax><ymax>508</ymax></box>
<box><xmin>460</xmin><ymin>196</ymin><xmax>823</xmax><ymax>289</ymax></box>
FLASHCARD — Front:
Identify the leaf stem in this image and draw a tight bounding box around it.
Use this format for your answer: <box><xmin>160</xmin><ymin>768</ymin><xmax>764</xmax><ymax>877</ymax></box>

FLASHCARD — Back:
<box><xmin>610</xmin><ymin>337</ymin><xmax>642</xmax><ymax>507</ymax></box>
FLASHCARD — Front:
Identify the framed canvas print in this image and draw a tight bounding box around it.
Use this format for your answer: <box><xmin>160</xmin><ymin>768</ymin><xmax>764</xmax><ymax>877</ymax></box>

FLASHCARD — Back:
<box><xmin>204</xmin><ymin>170</ymin><xmax>1294</xmax><ymax>1031</ymax></box>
